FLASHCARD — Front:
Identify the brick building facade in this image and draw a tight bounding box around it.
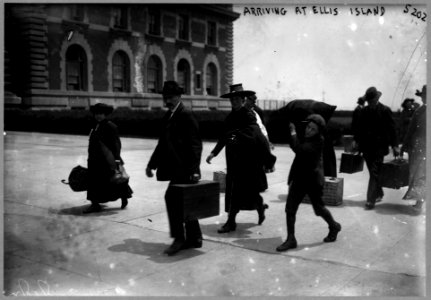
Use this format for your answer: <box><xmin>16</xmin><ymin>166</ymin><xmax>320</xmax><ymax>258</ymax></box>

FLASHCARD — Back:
<box><xmin>4</xmin><ymin>4</ymin><xmax>240</xmax><ymax>110</ymax></box>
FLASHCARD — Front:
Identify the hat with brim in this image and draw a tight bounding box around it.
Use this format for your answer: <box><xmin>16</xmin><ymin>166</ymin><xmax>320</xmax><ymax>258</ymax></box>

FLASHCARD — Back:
<box><xmin>90</xmin><ymin>103</ymin><xmax>114</xmax><ymax>115</ymax></box>
<box><xmin>220</xmin><ymin>83</ymin><xmax>255</xmax><ymax>98</ymax></box>
<box><xmin>160</xmin><ymin>81</ymin><xmax>183</xmax><ymax>96</ymax></box>
<box><xmin>401</xmin><ymin>98</ymin><xmax>415</xmax><ymax>108</ymax></box>
<box><xmin>302</xmin><ymin>113</ymin><xmax>326</xmax><ymax>132</ymax></box>
<box><xmin>363</xmin><ymin>86</ymin><xmax>382</xmax><ymax>101</ymax></box>
<box><xmin>415</xmin><ymin>85</ymin><xmax>426</xmax><ymax>97</ymax></box>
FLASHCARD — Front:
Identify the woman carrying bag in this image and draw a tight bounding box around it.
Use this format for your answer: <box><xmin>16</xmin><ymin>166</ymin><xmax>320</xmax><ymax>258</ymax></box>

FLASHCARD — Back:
<box><xmin>85</xmin><ymin>103</ymin><xmax>133</xmax><ymax>214</ymax></box>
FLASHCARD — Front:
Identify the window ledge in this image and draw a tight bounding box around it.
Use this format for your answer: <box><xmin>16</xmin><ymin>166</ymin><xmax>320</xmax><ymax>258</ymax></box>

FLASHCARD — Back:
<box><xmin>145</xmin><ymin>33</ymin><xmax>164</xmax><ymax>41</ymax></box>
<box><xmin>205</xmin><ymin>44</ymin><xmax>219</xmax><ymax>51</ymax></box>
<box><xmin>109</xmin><ymin>27</ymin><xmax>132</xmax><ymax>36</ymax></box>
<box><xmin>176</xmin><ymin>39</ymin><xmax>192</xmax><ymax>47</ymax></box>
<box><xmin>61</xmin><ymin>19</ymin><xmax>89</xmax><ymax>30</ymax></box>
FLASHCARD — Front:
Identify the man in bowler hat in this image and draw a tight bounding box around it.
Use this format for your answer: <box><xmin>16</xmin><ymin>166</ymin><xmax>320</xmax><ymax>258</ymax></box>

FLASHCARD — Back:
<box><xmin>146</xmin><ymin>81</ymin><xmax>203</xmax><ymax>255</ymax></box>
<box><xmin>354</xmin><ymin>86</ymin><xmax>400</xmax><ymax>209</ymax></box>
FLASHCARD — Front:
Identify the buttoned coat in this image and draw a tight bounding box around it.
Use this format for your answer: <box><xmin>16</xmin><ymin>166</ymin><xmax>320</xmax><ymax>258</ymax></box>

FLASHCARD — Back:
<box><xmin>148</xmin><ymin>102</ymin><xmax>202</xmax><ymax>182</ymax></box>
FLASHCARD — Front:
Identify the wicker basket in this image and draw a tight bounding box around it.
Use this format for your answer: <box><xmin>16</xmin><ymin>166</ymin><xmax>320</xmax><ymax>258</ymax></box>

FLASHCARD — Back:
<box><xmin>213</xmin><ymin>171</ymin><xmax>226</xmax><ymax>192</ymax></box>
<box><xmin>303</xmin><ymin>177</ymin><xmax>344</xmax><ymax>206</ymax></box>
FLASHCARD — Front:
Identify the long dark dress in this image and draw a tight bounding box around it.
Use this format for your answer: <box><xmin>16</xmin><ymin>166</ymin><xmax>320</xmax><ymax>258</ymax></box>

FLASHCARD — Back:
<box><xmin>87</xmin><ymin>119</ymin><xmax>133</xmax><ymax>203</ymax></box>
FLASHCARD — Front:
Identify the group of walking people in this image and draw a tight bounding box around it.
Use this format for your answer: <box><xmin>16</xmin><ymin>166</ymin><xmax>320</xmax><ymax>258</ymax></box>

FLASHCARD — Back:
<box><xmin>82</xmin><ymin>81</ymin><xmax>426</xmax><ymax>256</ymax></box>
<box><xmin>351</xmin><ymin>85</ymin><xmax>427</xmax><ymax>211</ymax></box>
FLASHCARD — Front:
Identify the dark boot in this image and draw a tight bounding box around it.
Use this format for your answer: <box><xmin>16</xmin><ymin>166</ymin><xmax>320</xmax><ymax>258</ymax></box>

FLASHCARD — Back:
<box><xmin>257</xmin><ymin>203</ymin><xmax>269</xmax><ymax>225</ymax></box>
<box><xmin>324</xmin><ymin>222</ymin><xmax>341</xmax><ymax>242</ymax></box>
<box><xmin>276</xmin><ymin>214</ymin><xmax>297</xmax><ymax>251</ymax></box>
<box><xmin>83</xmin><ymin>202</ymin><xmax>101</xmax><ymax>214</ymax></box>
<box><xmin>121</xmin><ymin>197</ymin><xmax>128</xmax><ymax>209</ymax></box>
<box><xmin>164</xmin><ymin>237</ymin><xmax>186</xmax><ymax>256</ymax></box>
<box><xmin>218</xmin><ymin>212</ymin><xmax>237</xmax><ymax>233</ymax></box>
<box><xmin>276</xmin><ymin>237</ymin><xmax>297</xmax><ymax>252</ymax></box>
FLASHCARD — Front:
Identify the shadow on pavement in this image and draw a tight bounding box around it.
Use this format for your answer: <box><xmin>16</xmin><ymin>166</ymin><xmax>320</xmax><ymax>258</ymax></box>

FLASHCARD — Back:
<box><xmin>270</xmin><ymin>194</ymin><xmax>287</xmax><ymax>203</ymax></box>
<box><xmin>200</xmin><ymin>222</ymin><xmax>256</xmax><ymax>238</ymax></box>
<box><xmin>374</xmin><ymin>203</ymin><xmax>424</xmax><ymax>216</ymax></box>
<box><xmin>108</xmin><ymin>238</ymin><xmax>204</xmax><ymax>263</ymax></box>
<box><xmin>56</xmin><ymin>205</ymin><xmax>120</xmax><ymax>216</ymax></box>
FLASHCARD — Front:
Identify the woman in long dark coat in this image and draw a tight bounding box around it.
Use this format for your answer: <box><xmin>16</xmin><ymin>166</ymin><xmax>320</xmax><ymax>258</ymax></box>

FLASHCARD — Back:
<box><xmin>206</xmin><ymin>84</ymin><xmax>275</xmax><ymax>233</ymax></box>
<box><xmin>85</xmin><ymin>103</ymin><xmax>133</xmax><ymax>213</ymax></box>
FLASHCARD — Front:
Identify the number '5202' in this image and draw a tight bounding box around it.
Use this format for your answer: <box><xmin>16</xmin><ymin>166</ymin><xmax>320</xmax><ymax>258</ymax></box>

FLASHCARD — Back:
<box><xmin>404</xmin><ymin>4</ymin><xmax>427</xmax><ymax>22</ymax></box>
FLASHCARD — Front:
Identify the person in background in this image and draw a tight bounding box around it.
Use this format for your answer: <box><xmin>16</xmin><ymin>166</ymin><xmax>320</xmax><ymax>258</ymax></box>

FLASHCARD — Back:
<box><xmin>351</xmin><ymin>96</ymin><xmax>365</xmax><ymax>151</ymax></box>
<box><xmin>85</xmin><ymin>103</ymin><xmax>133</xmax><ymax>213</ymax></box>
<box><xmin>398</xmin><ymin>98</ymin><xmax>419</xmax><ymax>144</ymax></box>
<box><xmin>401</xmin><ymin>85</ymin><xmax>427</xmax><ymax>212</ymax></box>
<box><xmin>276</xmin><ymin>114</ymin><xmax>341</xmax><ymax>252</ymax></box>
<box><xmin>354</xmin><ymin>86</ymin><xmax>400</xmax><ymax>210</ymax></box>
<box><xmin>206</xmin><ymin>84</ymin><xmax>275</xmax><ymax>233</ymax></box>
<box><xmin>146</xmin><ymin>81</ymin><xmax>203</xmax><ymax>256</ymax></box>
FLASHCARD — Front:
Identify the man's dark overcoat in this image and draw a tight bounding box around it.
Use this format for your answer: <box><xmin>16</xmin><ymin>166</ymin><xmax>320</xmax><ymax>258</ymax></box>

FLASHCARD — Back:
<box><xmin>355</xmin><ymin>102</ymin><xmax>398</xmax><ymax>157</ymax></box>
<box><xmin>148</xmin><ymin>102</ymin><xmax>202</xmax><ymax>182</ymax></box>
<box><xmin>87</xmin><ymin>119</ymin><xmax>133</xmax><ymax>203</ymax></box>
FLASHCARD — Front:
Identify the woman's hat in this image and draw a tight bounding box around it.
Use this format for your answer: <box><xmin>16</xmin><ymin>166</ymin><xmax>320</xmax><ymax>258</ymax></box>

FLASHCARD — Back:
<box><xmin>220</xmin><ymin>83</ymin><xmax>255</xmax><ymax>98</ymax></box>
<box><xmin>363</xmin><ymin>86</ymin><xmax>382</xmax><ymax>101</ymax></box>
<box><xmin>415</xmin><ymin>85</ymin><xmax>426</xmax><ymax>97</ymax></box>
<box><xmin>401</xmin><ymin>98</ymin><xmax>415</xmax><ymax>108</ymax></box>
<box><xmin>357</xmin><ymin>96</ymin><xmax>365</xmax><ymax>105</ymax></box>
<box><xmin>303</xmin><ymin>113</ymin><xmax>326</xmax><ymax>131</ymax></box>
<box><xmin>90</xmin><ymin>103</ymin><xmax>114</xmax><ymax>115</ymax></box>
<box><xmin>161</xmin><ymin>81</ymin><xmax>183</xmax><ymax>96</ymax></box>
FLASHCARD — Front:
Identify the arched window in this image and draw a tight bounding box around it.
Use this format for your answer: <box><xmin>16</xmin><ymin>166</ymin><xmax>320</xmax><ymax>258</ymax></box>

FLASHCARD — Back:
<box><xmin>112</xmin><ymin>51</ymin><xmax>130</xmax><ymax>92</ymax></box>
<box><xmin>177</xmin><ymin>59</ymin><xmax>190</xmax><ymax>95</ymax></box>
<box><xmin>66</xmin><ymin>45</ymin><xmax>87</xmax><ymax>91</ymax></box>
<box><xmin>147</xmin><ymin>55</ymin><xmax>162</xmax><ymax>93</ymax></box>
<box><xmin>206</xmin><ymin>63</ymin><xmax>218</xmax><ymax>96</ymax></box>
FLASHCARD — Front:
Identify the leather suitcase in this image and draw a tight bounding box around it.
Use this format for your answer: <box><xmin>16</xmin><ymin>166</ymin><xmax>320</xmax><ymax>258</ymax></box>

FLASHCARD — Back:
<box><xmin>303</xmin><ymin>177</ymin><xmax>344</xmax><ymax>206</ymax></box>
<box><xmin>170</xmin><ymin>180</ymin><xmax>220</xmax><ymax>220</ymax></box>
<box><xmin>213</xmin><ymin>171</ymin><xmax>226</xmax><ymax>192</ymax></box>
<box><xmin>340</xmin><ymin>153</ymin><xmax>364</xmax><ymax>174</ymax></box>
<box><xmin>379</xmin><ymin>159</ymin><xmax>409</xmax><ymax>189</ymax></box>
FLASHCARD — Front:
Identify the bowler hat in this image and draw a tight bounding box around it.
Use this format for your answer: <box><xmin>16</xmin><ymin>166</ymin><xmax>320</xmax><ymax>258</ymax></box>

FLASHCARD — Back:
<box><xmin>220</xmin><ymin>83</ymin><xmax>255</xmax><ymax>98</ymax></box>
<box><xmin>90</xmin><ymin>103</ymin><xmax>114</xmax><ymax>115</ymax></box>
<box><xmin>303</xmin><ymin>114</ymin><xmax>326</xmax><ymax>131</ymax></box>
<box><xmin>363</xmin><ymin>86</ymin><xmax>382</xmax><ymax>101</ymax></box>
<box><xmin>415</xmin><ymin>85</ymin><xmax>426</xmax><ymax>97</ymax></box>
<box><xmin>161</xmin><ymin>81</ymin><xmax>183</xmax><ymax>96</ymax></box>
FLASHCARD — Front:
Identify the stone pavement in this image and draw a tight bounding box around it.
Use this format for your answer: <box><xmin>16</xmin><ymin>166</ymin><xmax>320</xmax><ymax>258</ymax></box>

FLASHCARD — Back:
<box><xmin>3</xmin><ymin>131</ymin><xmax>426</xmax><ymax>297</ymax></box>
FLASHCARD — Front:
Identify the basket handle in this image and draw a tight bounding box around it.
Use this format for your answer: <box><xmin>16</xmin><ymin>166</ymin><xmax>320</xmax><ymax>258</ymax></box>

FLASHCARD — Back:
<box><xmin>61</xmin><ymin>179</ymin><xmax>70</xmax><ymax>185</ymax></box>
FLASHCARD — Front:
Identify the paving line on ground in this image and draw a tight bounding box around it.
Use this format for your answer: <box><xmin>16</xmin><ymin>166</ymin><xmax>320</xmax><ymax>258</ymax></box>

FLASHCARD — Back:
<box><xmin>201</xmin><ymin>237</ymin><xmax>425</xmax><ymax>279</ymax></box>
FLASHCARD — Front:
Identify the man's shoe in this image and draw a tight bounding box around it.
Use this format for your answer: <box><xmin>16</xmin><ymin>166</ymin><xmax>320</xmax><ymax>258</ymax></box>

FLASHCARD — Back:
<box><xmin>365</xmin><ymin>202</ymin><xmax>375</xmax><ymax>210</ymax></box>
<box><xmin>217</xmin><ymin>222</ymin><xmax>236</xmax><ymax>233</ymax></box>
<box><xmin>276</xmin><ymin>238</ymin><xmax>297</xmax><ymax>252</ymax></box>
<box><xmin>183</xmin><ymin>238</ymin><xmax>203</xmax><ymax>249</ymax></box>
<box><xmin>83</xmin><ymin>204</ymin><xmax>102</xmax><ymax>214</ymax></box>
<box><xmin>164</xmin><ymin>238</ymin><xmax>186</xmax><ymax>256</ymax></box>
<box><xmin>324</xmin><ymin>222</ymin><xmax>341</xmax><ymax>242</ymax></box>
<box><xmin>258</xmin><ymin>204</ymin><xmax>269</xmax><ymax>225</ymax></box>
<box><xmin>121</xmin><ymin>198</ymin><xmax>128</xmax><ymax>209</ymax></box>
<box><xmin>413</xmin><ymin>199</ymin><xmax>425</xmax><ymax>211</ymax></box>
